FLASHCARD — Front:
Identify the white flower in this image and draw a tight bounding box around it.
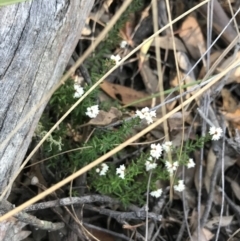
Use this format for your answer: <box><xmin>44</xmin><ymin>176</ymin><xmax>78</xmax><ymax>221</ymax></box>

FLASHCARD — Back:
<box><xmin>145</xmin><ymin>115</ymin><xmax>154</xmax><ymax>125</ymax></box>
<box><xmin>165</xmin><ymin>161</ymin><xmax>179</xmax><ymax>175</ymax></box>
<box><xmin>96</xmin><ymin>163</ymin><xmax>109</xmax><ymax>176</ymax></box>
<box><xmin>110</xmin><ymin>54</ymin><xmax>121</xmax><ymax>64</ymax></box>
<box><xmin>150</xmin><ymin>143</ymin><xmax>162</xmax><ymax>159</ymax></box>
<box><xmin>150</xmin><ymin>188</ymin><xmax>163</xmax><ymax>198</ymax></box>
<box><xmin>120</xmin><ymin>40</ymin><xmax>127</xmax><ymax>48</ymax></box>
<box><xmin>149</xmin><ymin>110</ymin><xmax>157</xmax><ymax>118</ymax></box>
<box><xmin>174</xmin><ymin>180</ymin><xmax>185</xmax><ymax>192</ymax></box>
<box><xmin>73</xmin><ymin>84</ymin><xmax>84</xmax><ymax>98</ymax></box>
<box><xmin>100</xmin><ymin>163</ymin><xmax>109</xmax><ymax>175</ymax></box>
<box><xmin>136</xmin><ymin>107</ymin><xmax>150</xmax><ymax>119</ymax></box>
<box><xmin>135</xmin><ymin>107</ymin><xmax>156</xmax><ymax>125</ymax></box>
<box><xmin>209</xmin><ymin>126</ymin><xmax>223</xmax><ymax>141</ymax></box>
<box><xmin>86</xmin><ymin>105</ymin><xmax>99</xmax><ymax>118</ymax></box>
<box><xmin>116</xmin><ymin>164</ymin><xmax>125</xmax><ymax>179</ymax></box>
<box><xmin>162</xmin><ymin>141</ymin><xmax>172</xmax><ymax>153</ymax></box>
<box><xmin>145</xmin><ymin>157</ymin><xmax>157</xmax><ymax>171</ymax></box>
<box><xmin>187</xmin><ymin>158</ymin><xmax>195</xmax><ymax>169</ymax></box>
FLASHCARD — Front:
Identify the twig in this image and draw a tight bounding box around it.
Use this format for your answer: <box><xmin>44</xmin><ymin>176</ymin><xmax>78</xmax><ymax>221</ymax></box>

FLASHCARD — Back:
<box><xmin>84</xmin><ymin>204</ymin><xmax>162</xmax><ymax>223</ymax></box>
<box><xmin>72</xmin><ymin>51</ymin><xmax>92</xmax><ymax>85</ymax></box>
<box><xmin>197</xmin><ymin>94</ymin><xmax>210</xmax><ymax>240</ymax></box>
<box><xmin>145</xmin><ymin>170</ymin><xmax>153</xmax><ymax>241</ymax></box>
<box><xmin>217</xmin><ymin>187</ymin><xmax>240</xmax><ymax>241</ymax></box>
<box><xmin>24</xmin><ymin>195</ymin><xmax>121</xmax><ymax>212</ymax></box>
<box><xmin>222</xmin><ymin>191</ymin><xmax>240</xmax><ymax>220</ymax></box>
<box><xmin>182</xmin><ymin>173</ymin><xmax>192</xmax><ymax>241</ymax></box>
<box><xmin>0</xmin><ymin>199</ymin><xmax>64</xmax><ymax>231</ymax></box>
<box><xmin>151</xmin><ymin>224</ymin><xmax>162</xmax><ymax>241</ymax></box>
<box><xmin>214</xmin><ymin>126</ymin><xmax>226</xmax><ymax>241</ymax></box>
<box><xmin>200</xmin><ymin>141</ymin><xmax>222</xmax><ymax>227</ymax></box>
<box><xmin>150</xmin><ymin>188</ymin><xmax>168</xmax><ymax>241</ymax></box>
<box><xmin>176</xmin><ymin>209</ymin><xmax>188</xmax><ymax>241</ymax></box>
<box><xmin>197</xmin><ymin>108</ymin><xmax>215</xmax><ymax>127</ymax></box>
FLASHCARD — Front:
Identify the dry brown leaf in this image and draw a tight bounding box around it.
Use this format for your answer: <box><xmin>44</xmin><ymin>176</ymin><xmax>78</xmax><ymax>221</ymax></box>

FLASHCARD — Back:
<box><xmin>174</xmin><ymin>186</ymin><xmax>196</xmax><ymax>208</ymax></box>
<box><xmin>190</xmin><ymin>206</ymin><xmax>205</xmax><ymax>231</ymax></box>
<box><xmin>88</xmin><ymin>107</ymin><xmax>122</xmax><ymax>126</ymax></box>
<box><xmin>100</xmin><ymin>80</ymin><xmax>153</xmax><ymax>107</ymax></box>
<box><xmin>177</xmin><ymin>52</ymin><xmax>197</xmax><ymax>97</ymax></box>
<box><xmin>139</xmin><ymin>61</ymin><xmax>159</xmax><ymax>93</ymax></box>
<box><xmin>168</xmin><ymin>111</ymin><xmax>194</xmax><ymax>131</ymax></box>
<box><xmin>223</xmin><ymin>109</ymin><xmax>240</xmax><ymax>123</ymax></box>
<box><xmin>119</xmin><ymin>15</ymin><xmax>135</xmax><ymax>47</ymax></box>
<box><xmin>170</xmin><ymin>52</ymin><xmax>197</xmax><ymax>99</ymax></box>
<box><xmin>223</xmin><ymin>155</ymin><xmax>237</xmax><ymax>170</ymax></box>
<box><xmin>226</xmin><ymin>176</ymin><xmax>240</xmax><ymax>201</ymax></box>
<box><xmin>194</xmin><ymin>150</ymin><xmax>204</xmax><ymax>191</ymax></box>
<box><xmin>221</xmin><ymin>88</ymin><xmax>238</xmax><ymax>112</ymax></box>
<box><xmin>205</xmin><ymin>215</ymin><xmax>233</xmax><ymax>229</ymax></box>
<box><xmin>169</xmin><ymin>127</ymin><xmax>196</xmax><ymax>147</ymax></box>
<box><xmin>86</xmin><ymin>227</ymin><xmax>116</xmax><ymax>241</ymax></box>
<box><xmin>189</xmin><ymin>209</ymin><xmax>199</xmax><ymax>232</ymax></box>
<box><xmin>151</xmin><ymin>36</ymin><xmax>187</xmax><ymax>52</ymax></box>
<box><xmin>191</xmin><ymin>228</ymin><xmax>214</xmax><ymax>241</ymax></box>
<box><xmin>204</xmin><ymin>148</ymin><xmax>216</xmax><ymax>193</ymax></box>
<box><xmin>222</xmin><ymin>108</ymin><xmax>240</xmax><ymax>131</ymax></box>
<box><xmin>221</xmin><ymin>88</ymin><xmax>240</xmax><ymax>133</ymax></box>
<box><xmin>179</xmin><ymin>15</ymin><xmax>206</xmax><ymax>60</ymax></box>
<box><xmin>213</xmin><ymin>188</ymin><xmax>223</xmax><ymax>206</ymax></box>
<box><xmin>166</xmin><ymin>94</ymin><xmax>177</xmax><ymax>111</ymax></box>
<box><xmin>219</xmin><ymin>52</ymin><xmax>240</xmax><ymax>84</ymax></box>
<box><xmin>139</xmin><ymin>38</ymin><xmax>153</xmax><ymax>68</ymax></box>
<box><xmin>166</xmin><ymin>112</ymin><xmax>197</xmax><ymax>150</ymax></box>
<box><xmin>198</xmin><ymin>51</ymin><xmax>223</xmax><ymax>79</ymax></box>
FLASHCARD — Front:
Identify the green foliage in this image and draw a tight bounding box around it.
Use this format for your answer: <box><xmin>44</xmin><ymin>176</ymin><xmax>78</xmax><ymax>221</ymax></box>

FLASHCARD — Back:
<box><xmin>85</xmin><ymin>0</ymin><xmax>145</xmax><ymax>80</ymax></box>
<box><xmin>36</xmin><ymin>0</ymin><xmax>146</xmax><ymax>179</ymax></box>
<box><xmin>79</xmin><ymin>118</ymin><xmax>140</xmax><ymax>167</ymax></box>
<box><xmin>89</xmin><ymin>132</ymin><xmax>214</xmax><ymax>206</ymax></box>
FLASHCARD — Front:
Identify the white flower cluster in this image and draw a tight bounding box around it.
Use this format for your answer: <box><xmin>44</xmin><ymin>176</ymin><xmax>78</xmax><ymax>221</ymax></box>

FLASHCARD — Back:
<box><xmin>165</xmin><ymin>161</ymin><xmax>179</xmax><ymax>176</ymax></box>
<box><xmin>174</xmin><ymin>180</ymin><xmax>185</xmax><ymax>192</ymax></box>
<box><xmin>73</xmin><ymin>84</ymin><xmax>84</xmax><ymax>98</ymax></box>
<box><xmin>116</xmin><ymin>164</ymin><xmax>125</xmax><ymax>179</ymax></box>
<box><xmin>110</xmin><ymin>54</ymin><xmax>121</xmax><ymax>64</ymax></box>
<box><xmin>150</xmin><ymin>143</ymin><xmax>162</xmax><ymax>159</ymax></box>
<box><xmin>209</xmin><ymin>126</ymin><xmax>223</xmax><ymax>141</ymax></box>
<box><xmin>150</xmin><ymin>188</ymin><xmax>163</xmax><ymax>198</ymax></box>
<box><xmin>96</xmin><ymin>163</ymin><xmax>109</xmax><ymax>176</ymax></box>
<box><xmin>187</xmin><ymin>158</ymin><xmax>195</xmax><ymax>169</ymax></box>
<box><xmin>145</xmin><ymin>156</ymin><xmax>157</xmax><ymax>171</ymax></box>
<box><xmin>165</xmin><ymin>158</ymin><xmax>195</xmax><ymax>175</ymax></box>
<box><xmin>136</xmin><ymin>107</ymin><xmax>156</xmax><ymax>125</ymax></box>
<box><xmin>162</xmin><ymin>141</ymin><xmax>172</xmax><ymax>153</ymax></box>
<box><xmin>86</xmin><ymin>105</ymin><xmax>99</xmax><ymax>118</ymax></box>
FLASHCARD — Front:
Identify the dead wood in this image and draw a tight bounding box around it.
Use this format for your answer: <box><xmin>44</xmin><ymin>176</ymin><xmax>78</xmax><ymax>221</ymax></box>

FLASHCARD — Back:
<box><xmin>0</xmin><ymin>0</ymin><xmax>94</xmax><ymax>239</ymax></box>
<box><xmin>0</xmin><ymin>0</ymin><xmax>93</xmax><ymax>196</ymax></box>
